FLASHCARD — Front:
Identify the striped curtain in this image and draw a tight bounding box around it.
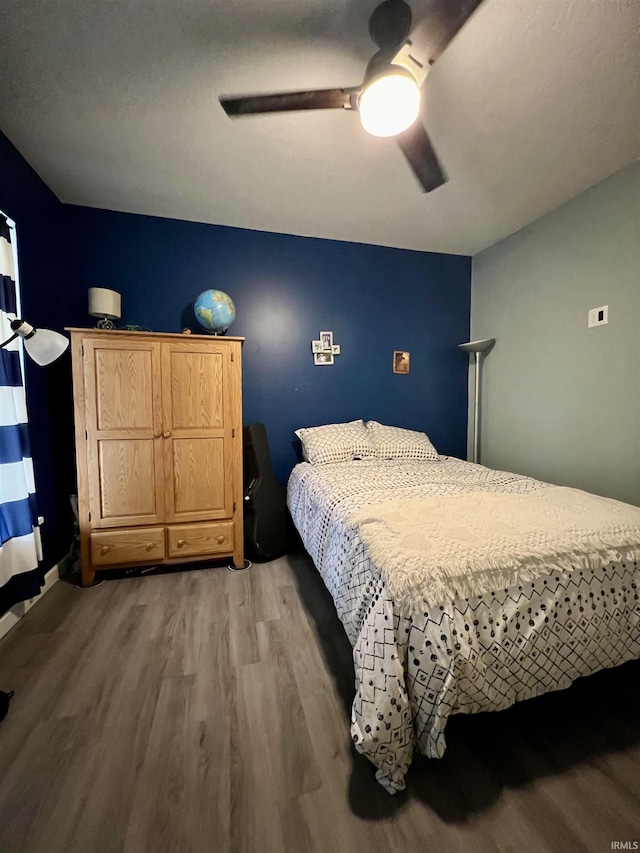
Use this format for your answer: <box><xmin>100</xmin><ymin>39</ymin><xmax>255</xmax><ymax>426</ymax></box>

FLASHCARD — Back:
<box><xmin>0</xmin><ymin>213</ymin><xmax>43</xmax><ymax>614</ymax></box>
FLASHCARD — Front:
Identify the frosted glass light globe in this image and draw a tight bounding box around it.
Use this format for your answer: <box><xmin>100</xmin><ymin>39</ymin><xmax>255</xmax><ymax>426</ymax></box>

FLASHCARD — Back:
<box><xmin>359</xmin><ymin>72</ymin><xmax>421</xmax><ymax>138</ymax></box>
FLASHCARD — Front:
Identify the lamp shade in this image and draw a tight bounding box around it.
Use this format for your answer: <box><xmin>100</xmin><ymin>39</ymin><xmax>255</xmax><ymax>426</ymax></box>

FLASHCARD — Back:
<box><xmin>10</xmin><ymin>320</ymin><xmax>69</xmax><ymax>366</ymax></box>
<box><xmin>458</xmin><ymin>338</ymin><xmax>496</xmax><ymax>355</ymax></box>
<box><xmin>88</xmin><ymin>287</ymin><xmax>121</xmax><ymax>320</ymax></box>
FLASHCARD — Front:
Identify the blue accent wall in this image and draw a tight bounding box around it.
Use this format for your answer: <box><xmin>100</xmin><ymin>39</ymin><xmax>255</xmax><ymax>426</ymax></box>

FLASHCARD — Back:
<box><xmin>65</xmin><ymin>206</ymin><xmax>471</xmax><ymax>483</ymax></box>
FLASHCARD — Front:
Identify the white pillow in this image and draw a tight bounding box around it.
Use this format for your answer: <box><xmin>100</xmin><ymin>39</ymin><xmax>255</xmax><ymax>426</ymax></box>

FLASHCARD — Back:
<box><xmin>366</xmin><ymin>421</ymin><xmax>439</xmax><ymax>461</ymax></box>
<box><xmin>295</xmin><ymin>420</ymin><xmax>375</xmax><ymax>464</ymax></box>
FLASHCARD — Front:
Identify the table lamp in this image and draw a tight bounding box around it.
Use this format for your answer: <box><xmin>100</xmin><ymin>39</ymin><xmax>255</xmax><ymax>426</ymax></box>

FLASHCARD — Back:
<box><xmin>88</xmin><ymin>287</ymin><xmax>121</xmax><ymax>329</ymax></box>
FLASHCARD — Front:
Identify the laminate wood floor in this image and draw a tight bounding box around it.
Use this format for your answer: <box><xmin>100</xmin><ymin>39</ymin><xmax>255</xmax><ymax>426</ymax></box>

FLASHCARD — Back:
<box><xmin>0</xmin><ymin>552</ymin><xmax>638</xmax><ymax>853</ymax></box>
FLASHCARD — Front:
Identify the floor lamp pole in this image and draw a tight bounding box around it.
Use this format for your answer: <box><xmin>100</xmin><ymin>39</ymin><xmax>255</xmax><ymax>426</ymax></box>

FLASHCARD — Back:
<box><xmin>459</xmin><ymin>338</ymin><xmax>495</xmax><ymax>465</ymax></box>
<box><xmin>472</xmin><ymin>351</ymin><xmax>481</xmax><ymax>464</ymax></box>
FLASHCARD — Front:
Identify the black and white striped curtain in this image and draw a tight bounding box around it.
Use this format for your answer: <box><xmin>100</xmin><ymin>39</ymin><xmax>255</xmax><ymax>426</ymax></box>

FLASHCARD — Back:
<box><xmin>0</xmin><ymin>213</ymin><xmax>43</xmax><ymax>614</ymax></box>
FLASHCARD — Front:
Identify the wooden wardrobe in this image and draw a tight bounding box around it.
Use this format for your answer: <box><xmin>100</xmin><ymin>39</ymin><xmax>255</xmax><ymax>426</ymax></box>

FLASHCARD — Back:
<box><xmin>68</xmin><ymin>329</ymin><xmax>244</xmax><ymax>586</ymax></box>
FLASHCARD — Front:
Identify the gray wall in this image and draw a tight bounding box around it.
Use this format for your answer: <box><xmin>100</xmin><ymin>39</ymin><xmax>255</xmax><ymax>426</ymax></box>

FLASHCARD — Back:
<box><xmin>471</xmin><ymin>162</ymin><xmax>639</xmax><ymax>506</ymax></box>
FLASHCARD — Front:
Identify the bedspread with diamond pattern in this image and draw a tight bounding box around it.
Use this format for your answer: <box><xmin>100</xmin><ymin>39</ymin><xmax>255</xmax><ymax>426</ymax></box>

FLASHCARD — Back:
<box><xmin>287</xmin><ymin>458</ymin><xmax>640</xmax><ymax>793</ymax></box>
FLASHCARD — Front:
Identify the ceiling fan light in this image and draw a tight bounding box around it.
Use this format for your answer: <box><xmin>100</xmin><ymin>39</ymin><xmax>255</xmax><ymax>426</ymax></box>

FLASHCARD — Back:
<box><xmin>359</xmin><ymin>71</ymin><xmax>421</xmax><ymax>138</ymax></box>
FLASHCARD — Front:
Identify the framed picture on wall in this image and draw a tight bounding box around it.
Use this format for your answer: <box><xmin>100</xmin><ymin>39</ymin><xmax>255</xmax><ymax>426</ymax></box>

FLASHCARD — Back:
<box><xmin>314</xmin><ymin>351</ymin><xmax>334</xmax><ymax>366</ymax></box>
<box><xmin>393</xmin><ymin>350</ymin><xmax>410</xmax><ymax>374</ymax></box>
<box><xmin>311</xmin><ymin>340</ymin><xmax>323</xmax><ymax>353</ymax></box>
<box><xmin>319</xmin><ymin>331</ymin><xmax>333</xmax><ymax>351</ymax></box>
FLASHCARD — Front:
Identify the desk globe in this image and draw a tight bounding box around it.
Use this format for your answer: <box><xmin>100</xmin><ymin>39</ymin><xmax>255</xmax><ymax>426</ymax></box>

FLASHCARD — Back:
<box><xmin>193</xmin><ymin>289</ymin><xmax>236</xmax><ymax>334</ymax></box>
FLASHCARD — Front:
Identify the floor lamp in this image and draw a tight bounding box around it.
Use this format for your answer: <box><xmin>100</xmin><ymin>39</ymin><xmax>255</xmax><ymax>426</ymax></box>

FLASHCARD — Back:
<box><xmin>459</xmin><ymin>338</ymin><xmax>495</xmax><ymax>464</ymax></box>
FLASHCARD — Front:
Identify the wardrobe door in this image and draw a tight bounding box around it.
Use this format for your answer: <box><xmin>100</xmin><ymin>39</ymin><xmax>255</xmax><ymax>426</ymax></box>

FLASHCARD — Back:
<box><xmin>83</xmin><ymin>337</ymin><xmax>164</xmax><ymax>527</ymax></box>
<box><xmin>161</xmin><ymin>339</ymin><xmax>241</xmax><ymax>523</ymax></box>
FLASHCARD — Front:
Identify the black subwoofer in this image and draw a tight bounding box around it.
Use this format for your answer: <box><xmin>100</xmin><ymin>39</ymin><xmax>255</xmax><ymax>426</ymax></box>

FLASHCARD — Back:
<box><xmin>242</xmin><ymin>423</ymin><xmax>288</xmax><ymax>562</ymax></box>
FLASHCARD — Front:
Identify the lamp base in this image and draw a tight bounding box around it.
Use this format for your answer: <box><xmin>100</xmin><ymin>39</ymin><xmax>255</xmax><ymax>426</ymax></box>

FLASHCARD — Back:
<box><xmin>95</xmin><ymin>317</ymin><xmax>117</xmax><ymax>330</ymax></box>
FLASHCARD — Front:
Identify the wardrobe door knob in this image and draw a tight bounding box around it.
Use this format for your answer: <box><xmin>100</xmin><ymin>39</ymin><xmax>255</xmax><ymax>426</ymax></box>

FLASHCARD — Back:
<box><xmin>154</xmin><ymin>432</ymin><xmax>161</xmax><ymax>439</ymax></box>
<box><xmin>163</xmin><ymin>431</ymin><xmax>171</xmax><ymax>438</ymax></box>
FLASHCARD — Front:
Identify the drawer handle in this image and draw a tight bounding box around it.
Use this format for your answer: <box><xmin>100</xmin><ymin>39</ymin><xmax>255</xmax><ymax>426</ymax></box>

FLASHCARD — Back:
<box><xmin>145</xmin><ymin>542</ymin><xmax>155</xmax><ymax>551</ymax></box>
<box><xmin>177</xmin><ymin>538</ymin><xmax>185</xmax><ymax>547</ymax></box>
<box><xmin>100</xmin><ymin>545</ymin><xmax>110</xmax><ymax>555</ymax></box>
<box><xmin>163</xmin><ymin>430</ymin><xmax>171</xmax><ymax>438</ymax></box>
<box><xmin>216</xmin><ymin>535</ymin><xmax>225</xmax><ymax>544</ymax></box>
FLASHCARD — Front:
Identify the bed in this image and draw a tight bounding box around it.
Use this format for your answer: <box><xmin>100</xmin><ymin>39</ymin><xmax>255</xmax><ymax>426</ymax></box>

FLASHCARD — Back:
<box><xmin>286</xmin><ymin>421</ymin><xmax>640</xmax><ymax>793</ymax></box>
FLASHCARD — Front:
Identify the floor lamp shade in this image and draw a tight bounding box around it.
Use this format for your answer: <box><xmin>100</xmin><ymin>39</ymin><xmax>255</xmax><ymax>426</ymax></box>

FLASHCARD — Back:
<box><xmin>5</xmin><ymin>319</ymin><xmax>69</xmax><ymax>366</ymax></box>
<box><xmin>88</xmin><ymin>287</ymin><xmax>121</xmax><ymax>328</ymax></box>
<box><xmin>459</xmin><ymin>338</ymin><xmax>495</xmax><ymax>465</ymax></box>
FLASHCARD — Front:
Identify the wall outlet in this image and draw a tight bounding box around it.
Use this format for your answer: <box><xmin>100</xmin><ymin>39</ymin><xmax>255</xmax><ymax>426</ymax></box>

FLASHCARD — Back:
<box><xmin>588</xmin><ymin>305</ymin><xmax>608</xmax><ymax>328</ymax></box>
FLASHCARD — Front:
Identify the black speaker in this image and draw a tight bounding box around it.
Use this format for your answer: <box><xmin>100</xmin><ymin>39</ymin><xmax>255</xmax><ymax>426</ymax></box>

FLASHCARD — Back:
<box><xmin>243</xmin><ymin>423</ymin><xmax>288</xmax><ymax>562</ymax></box>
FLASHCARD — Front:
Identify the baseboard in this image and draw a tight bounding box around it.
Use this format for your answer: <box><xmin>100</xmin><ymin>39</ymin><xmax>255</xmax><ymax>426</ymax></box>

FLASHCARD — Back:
<box><xmin>0</xmin><ymin>556</ymin><xmax>69</xmax><ymax>642</ymax></box>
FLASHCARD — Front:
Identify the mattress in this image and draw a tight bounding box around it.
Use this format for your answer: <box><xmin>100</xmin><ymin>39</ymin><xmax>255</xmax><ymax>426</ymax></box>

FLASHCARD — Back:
<box><xmin>287</xmin><ymin>457</ymin><xmax>640</xmax><ymax>793</ymax></box>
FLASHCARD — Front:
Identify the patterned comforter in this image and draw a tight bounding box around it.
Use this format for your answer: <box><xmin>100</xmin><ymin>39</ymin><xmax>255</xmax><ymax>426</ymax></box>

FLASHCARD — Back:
<box><xmin>287</xmin><ymin>458</ymin><xmax>640</xmax><ymax>793</ymax></box>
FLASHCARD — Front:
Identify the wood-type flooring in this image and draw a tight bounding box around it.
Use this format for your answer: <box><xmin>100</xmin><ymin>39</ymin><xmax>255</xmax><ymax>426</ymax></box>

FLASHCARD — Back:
<box><xmin>0</xmin><ymin>552</ymin><xmax>638</xmax><ymax>852</ymax></box>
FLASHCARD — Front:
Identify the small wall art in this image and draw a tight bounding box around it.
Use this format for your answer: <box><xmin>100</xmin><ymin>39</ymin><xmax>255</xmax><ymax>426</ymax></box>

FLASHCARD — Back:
<box><xmin>320</xmin><ymin>330</ymin><xmax>333</xmax><ymax>351</ymax></box>
<box><xmin>393</xmin><ymin>350</ymin><xmax>410</xmax><ymax>374</ymax></box>
<box><xmin>311</xmin><ymin>330</ymin><xmax>342</xmax><ymax>365</ymax></box>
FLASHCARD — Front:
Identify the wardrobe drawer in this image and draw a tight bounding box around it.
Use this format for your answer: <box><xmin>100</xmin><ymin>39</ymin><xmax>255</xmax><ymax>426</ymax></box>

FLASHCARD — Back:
<box><xmin>167</xmin><ymin>522</ymin><xmax>234</xmax><ymax>558</ymax></box>
<box><xmin>91</xmin><ymin>527</ymin><xmax>166</xmax><ymax>565</ymax></box>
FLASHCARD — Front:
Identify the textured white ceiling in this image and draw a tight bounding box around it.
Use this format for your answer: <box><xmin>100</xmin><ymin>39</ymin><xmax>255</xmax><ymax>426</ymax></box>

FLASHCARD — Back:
<box><xmin>0</xmin><ymin>0</ymin><xmax>638</xmax><ymax>255</ymax></box>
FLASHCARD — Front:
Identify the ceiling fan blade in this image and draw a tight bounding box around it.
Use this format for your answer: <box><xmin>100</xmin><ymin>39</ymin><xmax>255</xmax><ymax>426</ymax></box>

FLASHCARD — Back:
<box><xmin>396</xmin><ymin>122</ymin><xmax>447</xmax><ymax>192</ymax></box>
<box><xmin>411</xmin><ymin>0</ymin><xmax>485</xmax><ymax>66</ymax></box>
<box><xmin>220</xmin><ymin>88</ymin><xmax>354</xmax><ymax>117</ymax></box>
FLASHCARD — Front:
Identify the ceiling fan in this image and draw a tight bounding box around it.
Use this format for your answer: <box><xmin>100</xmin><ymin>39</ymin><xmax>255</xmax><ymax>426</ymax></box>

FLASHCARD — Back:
<box><xmin>219</xmin><ymin>0</ymin><xmax>485</xmax><ymax>193</ymax></box>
